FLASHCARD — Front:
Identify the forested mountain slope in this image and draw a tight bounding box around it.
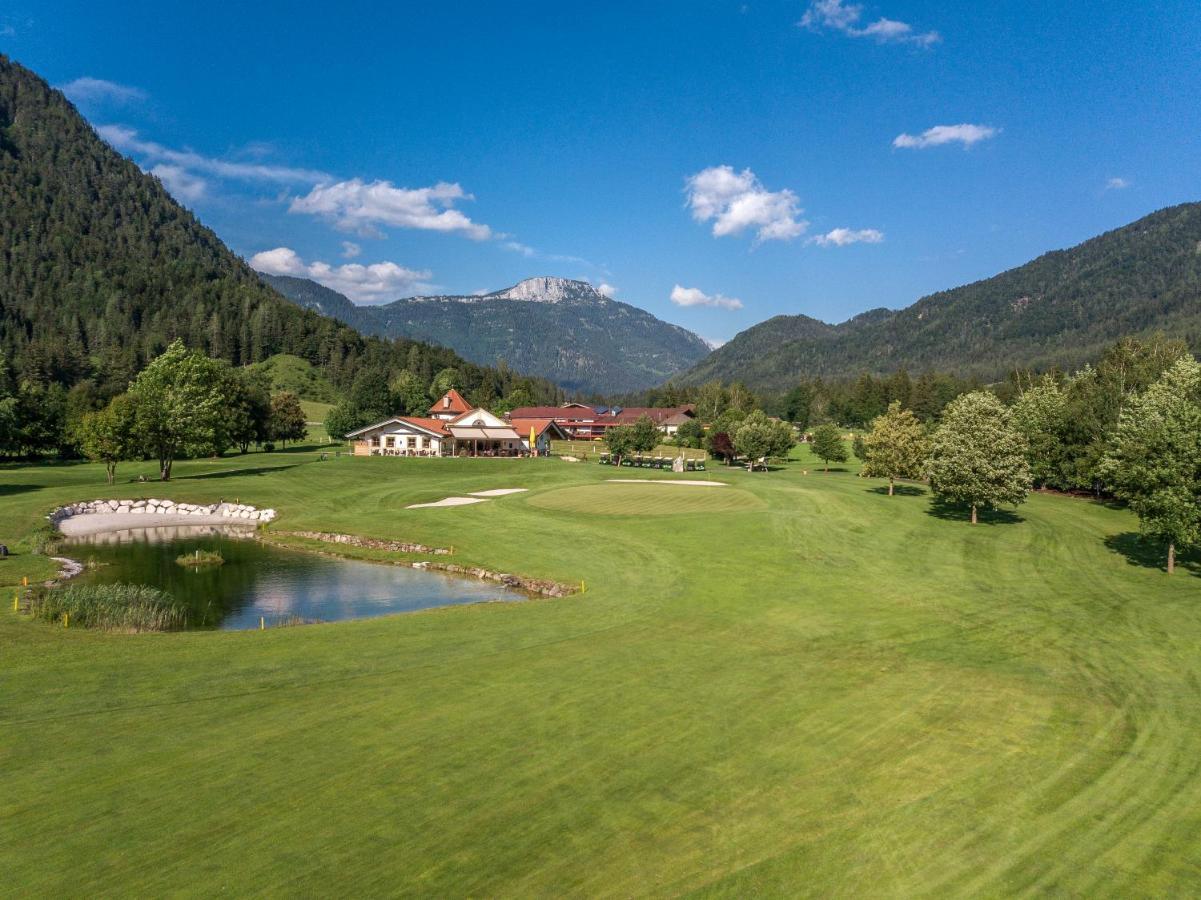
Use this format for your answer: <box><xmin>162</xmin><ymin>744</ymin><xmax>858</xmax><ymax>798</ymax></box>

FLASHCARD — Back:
<box><xmin>682</xmin><ymin>203</ymin><xmax>1201</xmax><ymax>391</ymax></box>
<box><xmin>265</xmin><ymin>274</ymin><xmax>712</xmax><ymax>395</ymax></box>
<box><xmin>0</xmin><ymin>56</ymin><xmax>559</xmax><ymax>404</ymax></box>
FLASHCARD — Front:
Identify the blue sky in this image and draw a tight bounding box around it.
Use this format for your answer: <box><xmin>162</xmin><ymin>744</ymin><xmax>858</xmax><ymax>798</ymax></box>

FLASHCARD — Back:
<box><xmin>6</xmin><ymin>1</ymin><xmax>1200</xmax><ymax>343</ymax></box>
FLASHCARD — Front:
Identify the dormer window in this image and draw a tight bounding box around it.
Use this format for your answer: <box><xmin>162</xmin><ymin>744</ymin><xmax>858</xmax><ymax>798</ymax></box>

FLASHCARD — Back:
<box><xmin>443</xmin><ymin>396</ymin><xmax>450</xmax><ymax>408</ymax></box>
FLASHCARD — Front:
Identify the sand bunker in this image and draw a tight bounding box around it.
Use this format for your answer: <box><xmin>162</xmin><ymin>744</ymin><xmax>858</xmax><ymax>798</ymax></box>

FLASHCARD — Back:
<box><xmin>58</xmin><ymin>512</ymin><xmax>238</xmax><ymax>536</ymax></box>
<box><xmin>469</xmin><ymin>488</ymin><xmax>529</xmax><ymax>497</ymax></box>
<box><xmin>406</xmin><ymin>497</ymin><xmax>489</xmax><ymax>509</ymax></box>
<box><xmin>606</xmin><ymin>479</ymin><xmax>727</xmax><ymax>487</ymax></box>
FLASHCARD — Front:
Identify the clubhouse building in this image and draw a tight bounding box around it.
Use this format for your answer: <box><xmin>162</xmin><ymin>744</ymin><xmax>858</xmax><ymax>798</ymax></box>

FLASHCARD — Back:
<box><xmin>348</xmin><ymin>390</ymin><xmax>568</xmax><ymax>457</ymax></box>
<box><xmin>505</xmin><ymin>403</ymin><xmax>696</xmax><ymax>440</ymax></box>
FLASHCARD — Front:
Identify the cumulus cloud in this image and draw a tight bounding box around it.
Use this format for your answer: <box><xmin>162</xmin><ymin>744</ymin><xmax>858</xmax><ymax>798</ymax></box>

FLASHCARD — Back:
<box><xmin>670</xmin><ymin>284</ymin><xmax>744</xmax><ymax>311</ymax></box>
<box><xmin>800</xmin><ymin>0</ymin><xmax>940</xmax><ymax>46</ymax></box>
<box><xmin>685</xmin><ymin>165</ymin><xmax>807</xmax><ymax>243</ymax></box>
<box><xmin>60</xmin><ymin>77</ymin><xmax>147</xmax><ymax>106</ymax></box>
<box><xmin>98</xmin><ymin>124</ymin><xmax>329</xmax><ymax>183</ymax></box>
<box><xmin>1105</xmin><ymin>177</ymin><xmax>1130</xmax><ymax>191</ymax></box>
<box><xmin>596</xmin><ymin>282</ymin><xmax>617</xmax><ymax>298</ymax></box>
<box><xmin>808</xmin><ymin>227</ymin><xmax>884</xmax><ymax>247</ymax></box>
<box><xmin>340</xmin><ymin>241</ymin><xmax>362</xmax><ymax>258</ymax></box>
<box><xmin>893</xmin><ymin>123</ymin><xmax>998</xmax><ymax>149</ymax></box>
<box><xmin>251</xmin><ymin>247</ymin><xmax>433</xmax><ymax>304</ymax></box>
<box><xmin>288</xmin><ymin>178</ymin><xmax>491</xmax><ymax>240</ymax></box>
<box><xmin>150</xmin><ymin>164</ymin><xmax>207</xmax><ymax>203</ymax></box>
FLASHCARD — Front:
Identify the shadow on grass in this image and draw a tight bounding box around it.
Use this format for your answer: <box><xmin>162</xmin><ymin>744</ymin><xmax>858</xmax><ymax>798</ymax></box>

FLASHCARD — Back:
<box><xmin>1104</xmin><ymin>532</ymin><xmax>1198</xmax><ymax>575</ymax></box>
<box><xmin>866</xmin><ymin>484</ymin><xmax>927</xmax><ymax>497</ymax></box>
<box><xmin>184</xmin><ymin>464</ymin><xmax>301</xmax><ymax>480</ymax></box>
<box><xmin>0</xmin><ymin>483</ymin><xmax>44</xmax><ymax>496</ymax></box>
<box><xmin>925</xmin><ymin>498</ymin><xmax>1024</xmax><ymax>526</ymax></box>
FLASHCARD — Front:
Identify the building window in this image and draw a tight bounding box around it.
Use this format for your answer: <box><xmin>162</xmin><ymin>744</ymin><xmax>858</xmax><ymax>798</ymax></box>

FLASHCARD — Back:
<box><xmin>407</xmin><ymin>436</ymin><xmax>416</xmax><ymax>449</ymax></box>
<box><xmin>385</xmin><ymin>436</ymin><xmax>395</xmax><ymax>448</ymax></box>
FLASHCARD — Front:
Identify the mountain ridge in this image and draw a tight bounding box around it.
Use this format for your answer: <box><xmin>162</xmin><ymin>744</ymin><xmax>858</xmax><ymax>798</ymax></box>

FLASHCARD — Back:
<box><xmin>680</xmin><ymin>203</ymin><xmax>1201</xmax><ymax>391</ymax></box>
<box><xmin>263</xmin><ymin>274</ymin><xmax>712</xmax><ymax>395</ymax></box>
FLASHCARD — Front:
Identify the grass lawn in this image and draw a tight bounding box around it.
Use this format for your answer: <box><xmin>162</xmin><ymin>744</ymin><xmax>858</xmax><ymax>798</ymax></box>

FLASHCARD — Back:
<box><xmin>2</xmin><ymin>443</ymin><xmax>1199</xmax><ymax>895</ymax></box>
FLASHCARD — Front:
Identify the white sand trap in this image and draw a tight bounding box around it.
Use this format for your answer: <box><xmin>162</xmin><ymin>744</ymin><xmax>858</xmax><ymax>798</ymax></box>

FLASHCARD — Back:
<box><xmin>468</xmin><ymin>488</ymin><xmax>529</xmax><ymax>497</ymax></box>
<box><xmin>406</xmin><ymin>496</ymin><xmax>489</xmax><ymax>509</ymax></box>
<box><xmin>58</xmin><ymin>512</ymin><xmax>237</xmax><ymax>536</ymax></box>
<box><xmin>606</xmin><ymin>479</ymin><xmax>727</xmax><ymax>487</ymax></box>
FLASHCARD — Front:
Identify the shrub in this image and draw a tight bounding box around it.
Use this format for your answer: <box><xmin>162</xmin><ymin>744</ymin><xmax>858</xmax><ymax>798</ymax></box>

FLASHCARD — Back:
<box><xmin>175</xmin><ymin>549</ymin><xmax>224</xmax><ymax>568</ymax></box>
<box><xmin>27</xmin><ymin>583</ymin><xmax>189</xmax><ymax>632</ymax></box>
<box><xmin>26</xmin><ymin>523</ymin><xmax>63</xmax><ymax>555</ymax></box>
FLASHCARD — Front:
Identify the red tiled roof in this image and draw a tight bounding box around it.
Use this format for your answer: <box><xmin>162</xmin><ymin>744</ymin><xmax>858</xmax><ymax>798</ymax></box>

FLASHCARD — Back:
<box><xmin>429</xmin><ymin>389</ymin><xmax>471</xmax><ymax>415</ymax></box>
<box><xmin>395</xmin><ymin>417</ymin><xmax>451</xmax><ymax>436</ymax></box>
<box><xmin>509</xmin><ymin>418</ymin><xmax>567</xmax><ymax>439</ymax></box>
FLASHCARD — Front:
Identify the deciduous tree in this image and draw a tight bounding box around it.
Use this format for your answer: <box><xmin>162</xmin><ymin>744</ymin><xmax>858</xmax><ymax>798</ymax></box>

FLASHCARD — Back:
<box><xmin>75</xmin><ymin>394</ymin><xmax>138</xmax><ymax>484</ymax></box>
<box><xmin>928</xmin><ymin>391</ymin><xmax>1031</xmax><ymax>524</ymax></box>
<box><xmin>861</xmin><ymin>401</ymin><xmax>929</xmax><ymax>495</ymax></box>
<box><xmin>267</xmin><ymin>392</ymin><xmax>308</xmax><ymax>447</ymax></box>
<box><xmin>128</xmin><ymin>341</ymin><xmax>231</xmax><ymax>481</ymax></box>
<box><xmin>1103</xmin><ymin>357</ymin><xmax>1201</xmax><ymax>573</ymax></box>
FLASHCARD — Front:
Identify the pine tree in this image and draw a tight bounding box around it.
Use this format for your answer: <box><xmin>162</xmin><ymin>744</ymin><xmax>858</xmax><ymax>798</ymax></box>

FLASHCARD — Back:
<box><xmin>810</xmin><ymin>424</ymin><xmax>848</xmax><ymax>472</ymax></box>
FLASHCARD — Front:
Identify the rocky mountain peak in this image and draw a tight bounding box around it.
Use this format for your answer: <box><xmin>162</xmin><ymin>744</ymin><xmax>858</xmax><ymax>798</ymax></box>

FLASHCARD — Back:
<box><xmin>486</xmin><ymin>276</ymin><xmax>602</xmax><ymax>304</ymax></box>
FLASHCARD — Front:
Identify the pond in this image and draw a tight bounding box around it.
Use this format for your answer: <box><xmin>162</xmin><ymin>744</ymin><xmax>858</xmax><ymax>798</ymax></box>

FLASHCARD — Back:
<box><xmin>64</xmin><ymin>525</ymin><xmax>525</xmax><ymax>630</ymax></box>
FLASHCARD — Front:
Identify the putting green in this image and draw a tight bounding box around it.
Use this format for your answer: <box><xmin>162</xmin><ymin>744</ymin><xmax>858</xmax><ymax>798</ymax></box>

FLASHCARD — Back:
<box><xmin>527</xmin><ymin>480</ymin><xmax>763</xmax><ymax>515</ymax></box>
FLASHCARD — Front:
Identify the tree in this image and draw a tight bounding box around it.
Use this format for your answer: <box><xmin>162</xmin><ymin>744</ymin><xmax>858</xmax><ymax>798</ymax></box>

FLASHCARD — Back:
<box><xmin>128</xmin><ymin>341</ymin><xmax>230</xmax><ymax>480</ymax></box>
<box><xmin>705</xmin><ymin>409</ymin><xmax>745</xmax><ymax>465</ymax></box>
<box><xmin>628</xmin><ymin>415</ymin><xmax>661</xmax><ymax>453</ymax></box>
<box><xmin>75</xmin><ymin>394</ymin><xmax>138</xmax><ymax>484</ymax></box>
<box><xmin>861</xmin><ymin>401</ymin><xmax>930</xmax><ymax>495</ymax></box>
<box><xmin>324</xmin><ymin>403</ymin><xmax>370</xmax><ymax>442</ymax></box>
<box><xmin>267</xmin><ymin>392</ymin><xmax>308</xmax><ymax>447</ymax></box>
<box><xmin>389</xmin><ymin>370</ymin><xmax>429</xmax><ymax>416</ymax></box>
<box><xmin>1102</xmin><ymin>357</ymin><xmax>1201</xmax><ymax>573</ymax></box>
<box><xmin>673</xmin><ymin>418</ymin><xmax>705</xmax><ymax>449</ymax></box>
<box><xmin>781</xmin><ymin>382</ymin><xmax>814</xmax><ymax>430</ymax></box>
<box><xmin>928</xmin><ymin>391</ymin><xmax>1031</xmax><ymax>524</ymax></box>
<box><xmin>430</xmin><ymin>367</ymin><xmax>461</xmax><ymax>400</ymax></box>
<box><xmin>604</xmin><ymin>425</ymin><xmax>635</xmax><ymax>466</ymax></box>
<box><xmin>1010</xmin><ymin>374</ymin><xmax>1068</xmax><ymax>488</ymax></box>
<box><xmin>810</xmin><ymin>424</ymin><xmax>848</xmax><ymax>472</ymax></box>
<box><xmin>348</xmin><ymin>370</ymin><xmax>396</xmax><ymax>421</ymax></box>
<box><xmin>734</xmin><ymin>411</ymin><xmax>775</xmax><ymax>471</ymax></box>
<box><xmin>222</xmin><ymin>367</ymin><xmax>272</xmax><ymax>454</ymax></box>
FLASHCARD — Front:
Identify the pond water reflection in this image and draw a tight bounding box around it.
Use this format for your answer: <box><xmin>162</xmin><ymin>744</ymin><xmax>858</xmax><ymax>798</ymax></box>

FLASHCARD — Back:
<box><xmin>65</xmin><ymin>525</ymin><xmax>524</xmax><ymax>630</ymax></box>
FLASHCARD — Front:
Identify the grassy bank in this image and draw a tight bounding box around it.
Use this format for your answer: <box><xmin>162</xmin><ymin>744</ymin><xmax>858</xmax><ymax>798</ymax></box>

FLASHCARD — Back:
<box><xmin>2</xmin><ymin>441</ymin><xmax>1199</xmax><ymax>895</ymax></box>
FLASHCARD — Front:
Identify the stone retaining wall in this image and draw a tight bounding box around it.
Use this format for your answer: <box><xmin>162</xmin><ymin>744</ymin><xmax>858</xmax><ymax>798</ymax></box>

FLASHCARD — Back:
<box><xmin>412</xmin><ymin>562</ymin><xmax>575</xmax><ymax>597</ymax></box>
<box><xmin>48</xmin><ymin>498</ymin><xmax>277</xmax><ymax>525</ymax></box>
<box><xmin>275</xmin><ymin>530</ymin><xmax>452</xmax><ymax>555</ymax></box>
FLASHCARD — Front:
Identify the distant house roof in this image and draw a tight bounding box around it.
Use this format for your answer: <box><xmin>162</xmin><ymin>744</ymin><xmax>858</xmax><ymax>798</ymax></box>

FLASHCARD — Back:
<box><xmin>447</xmin><ymin>425</ymin><xmax>522</xmax><ymax>441</ymax></box>
<box><xmin>429</xmin><ymin>389</ymin><xmax>472</xmax><ymax>416</ymax></box>
<box><xmin>507</xmin><ymin>405</ymin><xmax>695</xmax><ymax>427</ymax></box>
<box><xmin>345</xmin><ymin>416</ymin><xmax>450</xmax><ymax>439</ymax></box>
<box><xmin>510</xmin><ymin>418</ymin><xmax>570</xmax><ymax>440</ymax></box>
<box><xmin>611</xmin><ymin>406</ymin><xmax>695</xmax><ymax>425</ymax></box>
<box><xmin>508</xmin><ymin>406</ymin><xmax>583</xmax><ymax>420</ymax></box>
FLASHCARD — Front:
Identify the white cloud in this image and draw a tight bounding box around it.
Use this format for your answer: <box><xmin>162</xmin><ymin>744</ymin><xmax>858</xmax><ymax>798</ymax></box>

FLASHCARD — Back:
<box><xmin>893</xmin><ymin>123</ymin><xmax>998</xmax><ymax>149</ymax></box>
<box><xmin>0</xmin><ymin>25</ymin><xmax>14</xmax><ymax>37</ymax></box>
<box><xmin>596</xmin><ymin>282</ymin><xmax>617</xmax><ymax>298</ymax></box>
<box><xmin>685</xmin><ymin>165</ymin><xmax>807</xmax><ymax>242</ymax></box>
<box><xmin>340</xmin><ymin>241</ymin><xmax>362</xmax><ymax>258</ymax></box>
<box><xmin>808</xmin><ymin>227</ymin><xmax>884</xmax><ymax>247</ymax></box>
<box><xmin>289</xmin><ymin>178</ymin><xmax>491</xmax><ymax>240</ymax></box>
<box><xmin>149</xmin><ymin>164</ymin><xmax>207</xmax><ymax>203</ymax></box>
<box><xmin>251</xmin><ymin>247</ymin><xmax>433</xmax><ymax>304</ymax></box>
<box><xmin>98</xmin><ymin>124</ymin><xmax>329</xmax><ymax>183</ymax></box>
<box><xmin>800</xmin><ymin>0</ymin><xmax>940</xmax><ymax>47</ymax></box>
<box><xmin>1105</xmin><ymin>177</ymin><xmax>1130</xmax><ymax>191</ymax></box>
<box><xmin>59</xmin><ymin>77</ymin><xmax>146</xmax><ymax>106</ymax></box>
<box><xmin>503</xmin><ymin>241</ymin><xmax>536</xmax><ymax>257</ymax></box>
<box><xmin>670</xmin><ymin>284</ymin><xmax>744</xmax><ymax>311</ymax></box>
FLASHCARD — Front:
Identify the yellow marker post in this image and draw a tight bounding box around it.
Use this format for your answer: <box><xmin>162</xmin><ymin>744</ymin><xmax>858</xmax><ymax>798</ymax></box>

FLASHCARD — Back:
<box><xmin>260</xmin><ymin>616</ymin><xmax>265</xmax><ymax>631</ymax></box>
<box><xmin>22</xmin><ymin>576</ymin><xmax>28</xmax><ymax>587</ymax></box>
<box><xmin>530</xmin><ymin>426</ymin><xmax>537</xmax><ymax>457</ymax></box>
<box><xmin>13</xmin><ymin>593</ymin><xmax>19</xmax><ymax>611</ymax></box>
<box><xmin>580</xmin><ymin>580</ymin><xmax>586</xmax><ymax>594</ymax></box>
<box><xmin>63</xmin><ymin>612</ymin><xmax>69</xmax><ymax>628</ymax></box>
